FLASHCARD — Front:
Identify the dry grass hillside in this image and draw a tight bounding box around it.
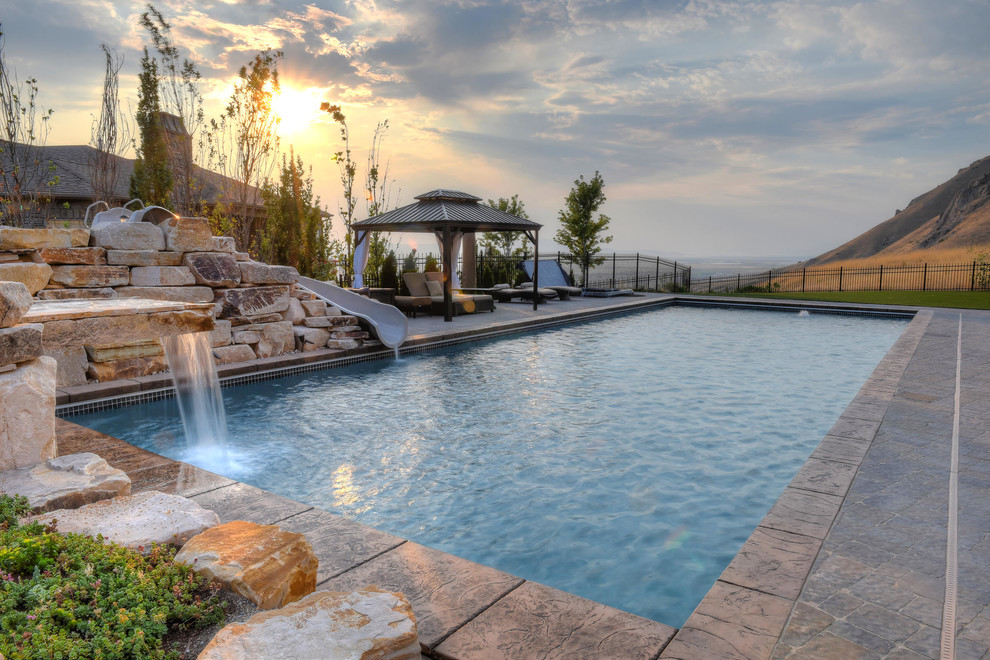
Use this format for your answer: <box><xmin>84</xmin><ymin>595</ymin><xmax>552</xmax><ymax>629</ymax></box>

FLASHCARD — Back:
<box><xmin>804</xmin><ymin>156</ymin><xmax>990</xmax><ymax>267</ymax></box>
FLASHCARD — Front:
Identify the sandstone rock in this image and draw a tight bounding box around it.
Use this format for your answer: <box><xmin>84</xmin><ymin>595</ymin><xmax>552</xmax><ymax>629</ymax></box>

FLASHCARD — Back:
<box><xmin>107</xmin><ymin>250</ymin><xmax>184</xmax><ymax>266</ymax></box>
<box><xmin>69</xmin><ymin>228</ymin><xmax>90</xmax><ymax>247</ymax></box>
<box><xmin>0</xmin><ymin>453</ymin><xmax>130</xmax><ymax>512</ymax></box>
<box><xmin>199</xmin><ymin>587</ymin><xmax>420</xmax><ymax>660</ymax></box>
<box><xmin>37</xmin><ymin>247</ymin><xmax>107</xmax><ymax>265</ymax></box>
<box><xmin>234</xmin><ymin>252</ymin><xmax>250</xmax><ymax>261</ymax></box>
<box><xmin>91</xmin><ymin>222</ymin><xmax>165</xmax><ymax>251</ymax></box>
<box><xmin>232</xmin><ymin>313</ymin><xmax>285</xmax><ymax>325</ymax></box>
<box><xmin>43</xmin><ymin>345</ymin><xmax>90</xmax><ymax>387</ymax></box>
<box><xmin>210</xmin><ymin>319</ymin><xmax>232</xmax><ymax>347</ymax></box>
<box><xmin>215</xmin><ymin>286</ymin><xmax>290</xmax><ymax>319</ymax></box>
<box><xmin>130</xmin><ymin>266</ymin><xmax>196</xmax><ymax>287</ymax></box>
<box><xmin>0</xmin><ymin>357</ymin><xmax>56</xmax><ymax>471</ymax></box>
<box><xmin>85</xmin><ymin>339</ymin><xmax>163</xmax><ymax>362</ymax></box>
<box><xmin>50</xmin><ymin>265</ymin><xmax>130</xmax><ymax>288</ymax></box>
<box><xmin>0</xmin><ymin>227</ymin><xmax>73</xmax><ymax>249</ymax></box>
<box><xmin>115</xmin><ymin>285</ymin><xmax>215</xmax><ymax>303</ymax></box>
<box><xmin>0</xmin><ymin>323</ymin><xmax>43</xmax><ymax>366</ymax></box>
<box><xmin>238</xmin><ymin>261</ymin><xmax>298</xmax><ymax>285</ymax></box>
<box><xmin>33</xmin><ymin>490</ymin><xmax>219</xmax><ymax>551</ymax></box>
<box><xmin>232</xmin><ymin>330</ymin><xmax>263</xmax><ymax>344</ymax></box>
<box><xmin>159</xmin><ymin>216</ymin><xmax>214</xmax><ymax>252</ymax></box>
<box><xmin>175</xmin><ymin>520</ymin><xmax>318</xmax><ymax>609</ymax></box>
<box><xmin>0</xmin><ymin>281</ymin><xmax>32</xmax><ymax>327</ymax></box>
<box><xmin>212</xmin><ymin>344</ymin><xmax>256</xmax><ymax>364</ymax></box>
<box><xmin>300</xmin><ymin>299</ymin><xmax>327</xmax><ymax>317</ymax></box>
<box><xmin>36</xmin><ymin>287</ymin><xmax>117</xmax><ymax>301</ymax></box>
<box><xmin>212</xmin><ymin>236</ymin><xmax>236</xmax><ymax>253</ymax></box>
<box><xmin>331</xmin><ymin>330</ymin><xmax>368</xmax><ymax>339</ymax></box>
<box><xmin>326</xmin><ymin>338</ymin><xmax>361</xmax><ymax>350</ymax></box>
<box><xmin>183</xmin><ymin>252</ymin><xmax>241</xmax><ymax>287</ymax></box>
<box><xmin>0</xmin><ymin>262</ymin><xmax>53</xmax><ymax>294</ymax></box>
<box><xmin>87</xmin><ymin>355</ymin><xmax>168</xmax><ymax>382</ymax></box>
<box><xmin>233</xmin><ymin>321</ymin><xmax>294</xmax><ymax>358</ymax></box>
<box><xmin>41</xmin><ymin>310</ymin><xmax>214</xmax><ymax>350</ymax></box>
<box><xmin>302</xmin><ymin>316</ymin><xmax>334</xmax><ymax>328</ymax></box>
<box><xmin>281</xmin><ymin>297</ymin><xmax>306</xmax><ymax>324</ymax></box>
<box><xmin>294</xmin><ymin>327</ymin><xmax>330</xmax><ymax>352</ymax></box>
<box><xmin>327</xmin><ymin>306</ymin><xmax>343</xmax><ymax>316</ymax></box>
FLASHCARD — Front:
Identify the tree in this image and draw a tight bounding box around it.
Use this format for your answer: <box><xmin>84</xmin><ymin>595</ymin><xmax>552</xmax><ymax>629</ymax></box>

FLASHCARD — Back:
<box><xmin>138</xmin><ymin>4</ymin><xmax>203</xmax><ymax>216</ymax></box>
<box><xmin>204</xmin><ymin>49</ymin><xmax>282</xmax><ymax>251</ymax></box>
<box><xmin>481</xmin><ymin>195</ymin><xmax>527</xmax><ymax>258</ymax></box>
<box><xmin>129</xmin><ymin>47</ymin><xmax>172</xmax><ymax>207</ymax></box>
<box><xmin>0</xmin><ymin>25</ymin><xmax>56</xmax><ymax>227</ymax></box>
<box><xmin>321</xmin><ymin>102</ymin><xmax>357</xmax><ymax>281</ymax></box>
<box><xmin>89</xmin><ymin>44</ymin><xmax>130</xmax><ymax>205</ymax></box>
<box><xmin>257</xmin><ymin>149</ymin><xmax>334</xmax><ymax>280</ymax></box>
<box><xmin>554</xmin><ymin>171</ymin><xmax>612</xmax><ymax>285</ymax></box>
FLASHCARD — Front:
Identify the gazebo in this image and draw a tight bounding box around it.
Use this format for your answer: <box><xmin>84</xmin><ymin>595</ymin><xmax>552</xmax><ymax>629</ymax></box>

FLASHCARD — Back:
<box><xmin>351</xmin><ymin>189</ymin><xmax>543</xmax><ymax>322</ymax></box>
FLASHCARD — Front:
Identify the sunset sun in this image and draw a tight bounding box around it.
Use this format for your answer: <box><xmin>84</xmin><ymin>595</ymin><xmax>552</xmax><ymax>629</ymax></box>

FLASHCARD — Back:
<box><xmin>271</xmin><ymin>86</ymin><xmax>321</xmax><ymax>136</ymax></box>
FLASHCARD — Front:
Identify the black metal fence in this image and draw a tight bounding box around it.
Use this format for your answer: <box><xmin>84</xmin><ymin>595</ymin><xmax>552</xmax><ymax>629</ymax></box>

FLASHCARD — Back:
<box><xmin>689</xmin><ymin>262</ymin><xmax>990</xmax><ymax>294</ymax></box>
<box><xmin>361</xmin><ymin>251</ymin><xmax>693</xmax><ymax>292</ymax></box>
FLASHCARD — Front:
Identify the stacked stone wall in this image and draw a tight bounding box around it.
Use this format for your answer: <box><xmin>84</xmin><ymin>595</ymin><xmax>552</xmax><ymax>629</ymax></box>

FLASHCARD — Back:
<box><xmin>0</xmin><ymin>223</ymin><xmax>371</xmax><ymax>386</ymax></box>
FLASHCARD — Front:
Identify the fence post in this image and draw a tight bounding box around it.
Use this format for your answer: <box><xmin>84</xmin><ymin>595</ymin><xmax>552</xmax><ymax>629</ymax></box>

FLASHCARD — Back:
<box><xmin>878</xmin><ymin>264</ymin><xmax>883</xmax><ymax>291</ymax></box>
<box><xmin>802</xmin><ymin>268</ymin><xmax>806</xmax><ymax>293</ymax></box>
<box><xmin>709</xmin><ymin>275</ymin><xmax>712</xmax><ymax>293</ymax></box>
<box><xmin>656</xmin><ymin>258</ymin><xmax>661</xmax><ymax>290</ymax></box>
<box><xmin>737</xmin><ymin>273</ymin><xmax>740</xmax><ymax>291</ymax></box>
<box><xmin>612</xmin><ymin>253</ymin><xmax>616</xmax><ymax>287</ymax></box>
<box><xmin>839</xmin><ymin>266</ymin><xmax>843</xmax><ymax>292</ymax></box>
<box><xmin>923</xmin><ymin>263</ymin><xmax>927</xmax><ymax>291</ymax></box>
<box><xmin>972</xmin><ymin>261</ymin><xmax>977</xmax><ymax>291</ymax></box>
<box><xmin>635</xmin><ymin>253</ymin><xmax>640</xmax><ymax>290</ymax></box>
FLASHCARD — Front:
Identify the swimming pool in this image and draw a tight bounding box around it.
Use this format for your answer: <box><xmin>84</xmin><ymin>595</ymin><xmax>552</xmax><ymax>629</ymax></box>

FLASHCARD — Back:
<box><xmin>71</xmin><ymin>305</ymin><xmax>907</xmax><ymax>626</ymax></box>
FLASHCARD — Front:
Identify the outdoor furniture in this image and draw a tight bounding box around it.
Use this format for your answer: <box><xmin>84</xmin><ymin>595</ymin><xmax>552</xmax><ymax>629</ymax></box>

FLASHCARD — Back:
<box><xmin>520</xmin><ymin>259</ymin><xmax>584</xmax><ymax>299</ymax></box>
<box><xmin>582</xmin><ymin>288</ymin><xmax>636</xmax><ymax>297</ymax></box>
<box><xmin>516</xmin><ymin>283</ymin><xmax>559</xmax><ymax>304</ymax></box>
<box><xmin>394</xmin><ymin>295</ymin><xmax>432</xmax><ymax>317</ymax></box>
<box><xmin>403</xmin><ymin>272</ymin><xmax>495</xmax><ymax>316</ymax></box>
<box><xmin>367</xmin><ymin>288</ymin><xmax>396</xmax><ymax>305</ymax></box>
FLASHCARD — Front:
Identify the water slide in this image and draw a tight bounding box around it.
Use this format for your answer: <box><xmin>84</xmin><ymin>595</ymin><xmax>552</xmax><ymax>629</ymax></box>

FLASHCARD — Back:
<box><xmin>297</xmin><ymin>277</ymin><xmax>408</xmax><ymax>350</ymax></box>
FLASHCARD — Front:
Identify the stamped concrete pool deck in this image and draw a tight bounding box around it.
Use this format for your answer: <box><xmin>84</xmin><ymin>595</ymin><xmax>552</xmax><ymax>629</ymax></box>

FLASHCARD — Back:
<box><xmin>53</xmin><ymin>294</ymin><xmax>990</xmax><ymax>659</ymax></box>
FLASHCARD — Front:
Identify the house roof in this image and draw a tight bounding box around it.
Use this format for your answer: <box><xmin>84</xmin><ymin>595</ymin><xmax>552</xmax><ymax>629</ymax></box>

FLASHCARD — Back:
<box><xmin>352</xmin><ymin>189</ymin><xmax>542</xmax><ymax>233</ymax></box>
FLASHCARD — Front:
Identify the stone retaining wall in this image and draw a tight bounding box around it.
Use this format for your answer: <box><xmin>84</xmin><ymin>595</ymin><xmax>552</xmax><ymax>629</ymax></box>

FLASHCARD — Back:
<box><xmin>0</xmin><ymin>224</ymin><xmax>370</xmax><ymax>387</ymax></box>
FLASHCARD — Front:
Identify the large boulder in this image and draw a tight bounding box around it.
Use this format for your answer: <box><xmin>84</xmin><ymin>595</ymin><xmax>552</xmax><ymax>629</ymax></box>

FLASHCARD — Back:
<box><xmin>158</xmin><ymin>216</ymin><xmax>214</xmax><ymax>252</ymax></box>
<box><xmin>36</xmin><ymin>287</ymin><xmax>116</xmax><ymax>301</ymax></box>
<box><xmin>199</xmin><ymin>587</ymin><xmax>420</xmax><ymax>660</ymax></box>
<box><xmin>32</xmin><ymin>490</ymin><xmax>220</xmax><ymax>551</ymax></box>
<box><xmin>91</xmin><ymin>223</ymin><xmax>165</xmax><ymax>251</ymax></box>
<box><xmin>232</xmin><ymin>321</ymin><xmax>294</xmax><ymax>358</ymax></box>
<box><xmin>0</xmin><ymin>453</ymin><xmax>131</xmax><ymax>512</ymax></box>
<box><xmin>0</xmin><ymin>281</ymin><xmax>33</xmax><ymax>328</ymax></box>
<box><xmin>210</xmin><ymin>319</ymin><xmax>232</xmax><ymax>347</ymax></box>
<box><xmin>212</xmin><ymin>344</ymin><xmax>256</xmax><ymax>364</ymax></box>
<box><xmin>37</xmin><ymin>247</ymin><xmax>107</xmax><ymax>265</ymax></box>
<box><xmin>175</xmin><ymin>520</ymin><xmax>318</xmax><ymax>610</ymax></box>
<box><xmin>294</xmin><ymin>327</ymin><xmax>330</xmax><ymax>352</ymax></box>
<box><xmin>211</xmin><ymin>236</ymin><xmax>236</xmax><ymax>252</ymax></box>
<box><xmin>280</xmin><ymin>297</ymin><xmax>306</xmax><ymax>324</ymax></box>
<box><xmin>0</xmin><ymin>323</ymin><xmax>43</xmax><ymax>366</ymax></box>
<box><xmin>215</xmin><ymin>286</ymin><xmax>290</xmax><ymax>319</ymax></box>
<box><xmin>0</xmin><ymin>227</ymin><xmax>73</xmax><ymax>249</ymax></box>
<box><xmin>130</xmin><ymin>266</ymin><xmax>197</xmax><ymax>287</ymax></box>
<box><xmin>183</xmin><ymin>252</ymin><xmax>241</xmax><ymax>287</ymax></box>
<box><xmin>0</xmin><ymin>262</ymin><xmax>53</xmax><ymax>294</ymax></box>
<box><xmin>42</xmin><ymin>345</ymin><xmax>90</xmax><ymax>387</ymax></box>
<box><xmin>49</xmin><ymin>265</ymin><xmax>130</xmax><ymax>288</ymax></box>
<box><xmin>0</xmin><ymin>356</ymin><xmax>57</xmax><ymax>472</ymax></box>
<box><xmin>300</xmin><ymin>299</ymin><xmax>327</xmax><ymax>317</ymax></box>
<box><xmin>85</xmin><ymin>339</ymin><xmax>163</xmax><ymax>362</ymax></box>
<box><xmin>238</xmin><ymin>261</ymin><xmax>298</xmax><ymax>285</ymax></box>
<box><xmin>107</xmin><ymin>250</ymin><xmax>184</xmax><ymax>266</ymax></box>
<box><xmin>87</xmin><ymin>355</ymin><xmax>168</xmax><ymax>382</ymax></box>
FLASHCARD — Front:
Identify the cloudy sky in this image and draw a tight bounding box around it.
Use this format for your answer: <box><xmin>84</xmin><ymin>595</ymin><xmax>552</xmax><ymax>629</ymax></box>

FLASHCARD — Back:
<box><xmin>2</xmin><ymin>0</ymin><xmax>987</xmax><ymax>258</ymax></box>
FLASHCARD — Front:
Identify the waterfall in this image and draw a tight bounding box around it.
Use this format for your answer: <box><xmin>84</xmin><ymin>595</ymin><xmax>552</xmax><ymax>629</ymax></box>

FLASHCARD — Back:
<box><xmin>162</xmin><ymin>332</ymin><xmax>229</xmax><ymax>469</ymax></box>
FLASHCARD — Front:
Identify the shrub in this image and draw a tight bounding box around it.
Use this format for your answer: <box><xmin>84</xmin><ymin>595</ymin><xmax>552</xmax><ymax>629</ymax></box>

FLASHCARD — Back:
<box><xmin>423</xmin><ymin>255</ymin><xmax>439</xmax><ymax>273</ymax></box>
<box><xmin>0</xmin><ymin>495</ymin><xmax>225</xmax><ymax>659</ymax></box>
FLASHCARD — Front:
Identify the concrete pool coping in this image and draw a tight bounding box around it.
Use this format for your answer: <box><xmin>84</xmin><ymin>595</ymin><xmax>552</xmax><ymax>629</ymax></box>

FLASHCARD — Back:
<box><xmin>52</xmin><ymin>295</ymin><xmax>990</xmax><ymax>659</ymax></box>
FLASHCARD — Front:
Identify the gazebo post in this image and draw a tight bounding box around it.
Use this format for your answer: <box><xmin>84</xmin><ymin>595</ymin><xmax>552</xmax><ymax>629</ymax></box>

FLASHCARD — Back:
<box><xmin>442</xmin><ymin>224</ymin><xmax>453</xmax><ymax>322</ymax></box>
<box><xmin>533</xmin><ymin>230</ymin><xmax>539</xmax><ymax>311</ymax></box>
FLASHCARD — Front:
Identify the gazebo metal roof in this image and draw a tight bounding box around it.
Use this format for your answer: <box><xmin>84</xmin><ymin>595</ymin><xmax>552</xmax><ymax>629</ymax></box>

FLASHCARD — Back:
<box><xmin>351</xmin><ymin>189</ymin><xmax>542</xmax><ymax>233</ymax></box>
<box><xmin>350</xmin><ymin>189</ymin><xmax>544</xmax><ymax>322</ymax></box>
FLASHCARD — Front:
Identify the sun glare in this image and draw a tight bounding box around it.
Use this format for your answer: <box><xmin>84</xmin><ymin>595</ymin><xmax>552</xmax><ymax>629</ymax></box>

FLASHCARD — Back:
<box><xmin>271</xmin><ymin>86</ymin><xmax>322</xmax><ymax>136</ymax></box>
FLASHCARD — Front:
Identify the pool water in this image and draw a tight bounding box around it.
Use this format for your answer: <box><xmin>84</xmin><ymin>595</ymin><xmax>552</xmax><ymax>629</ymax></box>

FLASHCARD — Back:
<box><xmin>72</xmin><ymin>306</ymin><xmax>907</xmax><ymax>626</ymax></box>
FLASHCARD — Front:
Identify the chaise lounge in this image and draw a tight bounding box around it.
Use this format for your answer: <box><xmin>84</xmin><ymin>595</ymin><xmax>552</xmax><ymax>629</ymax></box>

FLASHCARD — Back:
<box><xmin>403</xmin><ymin>272</ymin><xmax>495</xmax><ymax>316</ymax></box>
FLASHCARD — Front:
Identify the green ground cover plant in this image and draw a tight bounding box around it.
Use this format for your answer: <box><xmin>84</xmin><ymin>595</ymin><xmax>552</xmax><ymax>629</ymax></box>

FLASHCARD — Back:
<box><xmin>715</xmin><ymin>290</ymin><xmax>990</xmax><ymax>310</ymax></box>
<box><xmin>0</xmin><ymin>494</ymin><xmax>225</xmax><ymax>659</ymax></box>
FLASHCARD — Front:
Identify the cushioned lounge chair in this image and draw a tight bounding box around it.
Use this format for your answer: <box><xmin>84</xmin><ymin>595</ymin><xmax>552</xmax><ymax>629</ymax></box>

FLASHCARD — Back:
<box><xmin>402</xmin><ymin>272</ymin><xmax>494</xmax><ymax>315</ymax></box>
<box><xmin>520</xmin><ymin>260</ymin><xmax>584</xmax><ymax>300</ymax></box>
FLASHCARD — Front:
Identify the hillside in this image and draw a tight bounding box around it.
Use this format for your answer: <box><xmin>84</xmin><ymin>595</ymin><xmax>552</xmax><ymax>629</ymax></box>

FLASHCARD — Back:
<box><xmin>805</xmin><ymin>156</ymin><xmax>990</xmax><ymax>266</ymax></box>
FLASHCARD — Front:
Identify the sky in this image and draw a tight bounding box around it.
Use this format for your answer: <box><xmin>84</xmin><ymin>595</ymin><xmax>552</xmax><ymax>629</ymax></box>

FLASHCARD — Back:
<box><xmin>1</xmin><ymin>0</ymin><xmax>987</xmax><ymax>259</ymax></box>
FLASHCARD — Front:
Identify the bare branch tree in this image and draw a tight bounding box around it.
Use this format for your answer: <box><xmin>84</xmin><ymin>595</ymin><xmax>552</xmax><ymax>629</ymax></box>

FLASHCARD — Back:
<box><xmin>0</xmin><ymin>25</ymin><xmax>55</xmax><ymax>227</ymax></box>
<box><xmin>89</xmin><ymin>44</ymin><xmax>130</xmax><ymax>205</ymax></box>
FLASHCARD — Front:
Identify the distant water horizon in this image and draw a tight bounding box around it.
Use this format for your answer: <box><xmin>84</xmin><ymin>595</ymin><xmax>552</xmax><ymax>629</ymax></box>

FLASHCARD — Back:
<box><xmin>674</xmin><ymin>255</ymin><xmax>808</xmax><ymax>279</ymax></box>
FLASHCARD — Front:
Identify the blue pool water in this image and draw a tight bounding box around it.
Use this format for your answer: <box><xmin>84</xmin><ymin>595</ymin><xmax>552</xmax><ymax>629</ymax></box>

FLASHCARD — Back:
<box><xmin>72</xmin><ymin>306</ymin><xmax>907</xmax><ymax>626</ymax></box>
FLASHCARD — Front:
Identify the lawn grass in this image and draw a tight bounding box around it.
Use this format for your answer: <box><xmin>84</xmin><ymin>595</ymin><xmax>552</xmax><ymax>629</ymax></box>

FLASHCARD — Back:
<box><xmin>710</xmin><ymin>290</ymin><xmax>990</xmax><ymax>310</ymax></box>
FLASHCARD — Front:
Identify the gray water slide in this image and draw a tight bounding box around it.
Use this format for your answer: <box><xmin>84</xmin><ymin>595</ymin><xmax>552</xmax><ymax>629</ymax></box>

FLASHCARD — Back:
<box><xmin>297</xmin><ymin>277</ymin><xmax>408</xmax><ymax>350</ymax></box>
